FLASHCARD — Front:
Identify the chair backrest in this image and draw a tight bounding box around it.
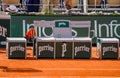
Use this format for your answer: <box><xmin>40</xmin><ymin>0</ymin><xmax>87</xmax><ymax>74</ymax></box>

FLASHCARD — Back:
<box><xmin>71</xmin><ymin>21</ymin><xmax>91</xmax><ymax>38</ymax></box>
<box><xmin>34</xmin><ymin>20</ymin><xmax>72</xmax><ymax>38</ymax></box>
<box><xmin>53</xmin><ymin>28</ymin><xmax>72</xmax><ymax>38</ymax></box>
<box><xmin>53</xmin><ymin>20</ymin><xmax>72</xmax><ymax>38</ymax></box>
<box><xmin>34</xmin><ymin>20</ymin><xmax>91</xmax><ymax>38</ymax></box>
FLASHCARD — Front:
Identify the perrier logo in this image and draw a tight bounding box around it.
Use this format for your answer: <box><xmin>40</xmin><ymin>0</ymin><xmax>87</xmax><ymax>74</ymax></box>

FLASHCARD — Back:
<box><xmin>10</xmin><ymin>45</ymin><xmax>25</xmax><ymax>55</ymax></box>
<box><xmin>55</xmin><ymin>21</ymin><xmax>69</xmax><ymax>28</ymax></box>
<box><xmin>62</xmin><ymin>43</ymin><xmax>67</xmax><ymax>57</ymax></box>
<box><xmin>38</xmin><ymin>44</ymin><xmax>54</xmax><ymax>55</ymax></box>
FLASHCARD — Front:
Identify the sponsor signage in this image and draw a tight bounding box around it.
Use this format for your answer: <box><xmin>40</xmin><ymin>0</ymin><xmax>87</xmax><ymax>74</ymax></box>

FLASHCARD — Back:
<box><xmin>98</xmin><ymin>38</ymin><xmax>119</xmax><ymax>59</ymax></box>
<box><xmin>36</xmin><ymin>38</ymin><xmax>55</xmax><ymax>59</ymax></box>
<box><xmin>55</xmin><ymin>38</ymin><xmax>73</xmax><ymax>59</ymax></box>
<box><xmin>11</xmin><ymin>15</ymin><xmax>120</xmax><ymax>43</ymax></box>
<box><xmin>74</xmin><ymin>42</ymin><xmax>91</xmax><ymax>59</ymax></box>
<box><xmin>55</xmin><ymin>21</ymin><xmax>69</xmax><ymax>28</ymax></box>
<box><xmin>0</xmin><ymin>19</ymin><xmax>10</xmax><ymax>48</ymax></box>
<box><xmin>6</xmin><ymin>38</ymin><xmax>26</xmax><ymax>59</ymax></box>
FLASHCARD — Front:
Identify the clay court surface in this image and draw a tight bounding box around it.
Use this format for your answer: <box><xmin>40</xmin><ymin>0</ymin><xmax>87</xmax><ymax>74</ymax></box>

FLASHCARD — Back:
<box><xmin>0</xmin><ymin>47</ymin><xmax>120</xmax><ymax>78</ymax></box>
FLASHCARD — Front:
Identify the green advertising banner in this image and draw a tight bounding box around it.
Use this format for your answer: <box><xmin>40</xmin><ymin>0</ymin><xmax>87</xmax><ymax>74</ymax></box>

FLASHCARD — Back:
<box><xmin>0</xmin><ymin>19</ymin><xmax>10</xmax><ymax>48</ymax></box>
<box><xmin>11</xmin><ymin>15</ymin><xmax>120</xmax><ymax>43</ymax></box>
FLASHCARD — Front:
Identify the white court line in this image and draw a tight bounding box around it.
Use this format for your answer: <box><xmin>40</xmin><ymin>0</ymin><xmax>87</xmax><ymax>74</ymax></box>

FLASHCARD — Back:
<box><xmin>34</xmin><ymin>68</ymin><xmax>120</xmax><ymax>71</ymax></box>
<box><xmin>1</xmin><ymin>67</ymin><xmax>120</xmax><ymax>71</ymax></box>
<box><xmin>1</xmin><ymin>76</ymin><xmax>120</xmax><ymax>78</ymax></box>
<box><xmin>0</xmin><ymin>76</ymin><xmax>120</xmax><ymax>78</ymax></box>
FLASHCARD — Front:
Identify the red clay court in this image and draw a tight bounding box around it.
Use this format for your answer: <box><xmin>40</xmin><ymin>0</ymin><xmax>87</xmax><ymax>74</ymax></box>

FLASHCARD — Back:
<box><xmin>0</xmin><ymin>47</ymin><xmax>120</xmax><ymax>78</ymax></box>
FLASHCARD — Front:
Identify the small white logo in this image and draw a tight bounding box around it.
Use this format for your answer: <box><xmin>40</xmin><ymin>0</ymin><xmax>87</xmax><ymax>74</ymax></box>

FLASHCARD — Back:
<box><xmin>103</xmin><ymin>45</ymin><xmax>117</xmax><ymax>56</ymax></box>
<box><xmin>10</xmin><ymin>45</ymin><xmax>25</xmax><ymax>55</ymax></box>
<box><xmin>62</xmin><ymin>43</ymin><xmax>67</xmax><ymax>57</ymax></box>
<box><xmin>38</xmin><ymin>44</ymin><xmax>54</xmax><ymax>55</ymax></box>
<box><xmin>74</xmin><ymin>45</ymin><xmax>90</xmax><ymax>56</ymax></box>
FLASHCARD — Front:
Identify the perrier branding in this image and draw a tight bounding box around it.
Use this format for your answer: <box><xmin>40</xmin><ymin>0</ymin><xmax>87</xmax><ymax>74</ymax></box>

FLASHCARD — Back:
<box><xmin>74</xmin><ymin>42</ymin><xmax>91</xmax><ymax>59</ymax></box>
<box><xmin>74</xmin><ymin>45</ymin><xmax>90</xmax><ymax>56</ymax></box>
<box><xmin>101</xmin><ymin>43</ymin><xmax>119</xmax><ymax>59</ymax></box>
<box><xmin>55</xmin><ymin>21</ymin><xmax>69</xmax><ymax>28</ymax></box>
<box><xmin>10</xmin><ymin>45</ymin><xmax>25</xmax><ymax>55</ymax></box>
<box><xmin>7</xmin><ymin>38</ymin><xmax>26</xmax><ymax>59</ymax></box>
<box><xmin>102</xmin><ymin>46</ymin><xmax>117</xmax><ymax>56</ymax></box>
<box><xmin>38</xmin><ymin>44</ymin><xmax>54</xmax><ymax>55</ymax></box>
<box><xmin>36</xmin><ymin>42</ymin><xmax>54</xmax><ymax>59</ymax></box>
<box><xmin>55</xmin><ymin>38</ymin><xmax>73</xmax><ymax>59</ymax></box>
<box><xmin>99</xmin><ymin>38</ymin><xmax>119</xmax><ymax>59</ymax></box>
<box><xmin>8</xmin><ymin>42</ymin><xmax>26</xmax><ymax>59</ymax></box>
<box><xmin>74</xmin><ymin>38</ymin><xmax>92</xmax><ymax>59</ymax></box>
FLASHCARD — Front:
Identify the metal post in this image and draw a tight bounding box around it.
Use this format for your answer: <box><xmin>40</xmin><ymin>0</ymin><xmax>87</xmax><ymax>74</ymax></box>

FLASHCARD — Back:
<box><xmin>0</xmin><ymin>0</ymin><xmax>1</xmax><ymax>12</ymax></box>
<box><xmin>59</xmin><ymin>0</ymin><xmax>60</xmax><ymax>8</ymax></box>
<box><xmin>77</xmin><ymin>0</ymin><xmax>81</xmax><ymax>8</ymax></box>
<box><xmin>22</xmin><ymin>0</ymin><xmax>27</xmax><ymax>11</ymax></box>
<box><xmin>83</xmin><ymin>0</ymin><xmax>88</xmax><ymax>13</ymax></box>
<box><xmin>48</xmin><ymin>0</ymin><xmax>50</xmax><ymax>12</ymax></box>
<box><xmin>80</xmin><ymin>0</ymin><xmax>83</xmax><ymax>12</ymax></box>
<box><xmin>95</xmin><ymin>0</ymin><xmax>96</xmax><ymax>12</ymax></box>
